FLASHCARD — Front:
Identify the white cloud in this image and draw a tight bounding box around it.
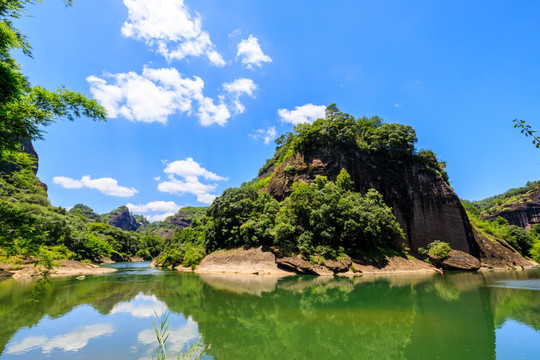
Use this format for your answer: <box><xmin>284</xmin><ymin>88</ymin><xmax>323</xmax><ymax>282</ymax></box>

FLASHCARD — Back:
<box><xmin>126</xmin><ymin>201</ymin><xmax>181</xmax><ymax>222</ymax></box>
<box><xmin>394</xmin><ymin>103</ymin><xmax>401</xmax><ymax>108</ymax></box>
<box><xmin>111</xmin><ymin>294</ymin><xmax>167</xmax><ymax>318</ymax></box>
<box><xmin>52</xmin><ymin>176</ymin><xmax>83</xmax><ymax>189</ymax></box>
<box><xmin>7</xmin><ymin>323</ymin><xmax>115</xmax><ymax>355</ymax></box>
<box><xmin>53</xmin><ymin>175</ymin><xmax>138</xmax><ymax>197</ymax></box>
<box><xmin>250</xmin><ymin>126</ymin><xmax>277</xmax><ymax>145</ymax></box>
<box><xmin>157</xmin><ymin>158</ymin><xmax>226</xmax><ymax>204</ymax></box>
<box><xmin>223</xmin><ymin>78</ymin><xmax>257</xmax><ymax>114</ymax></box>
<box><xmin>164</xmin><ymin>158</ymin><xmax>227</xmax><ymax>181</ymax></box>
<box><xmin>228</xmin><ymin>28</ymin><xmax>242</xmax><ymax>38</ymax></box>
<box><xmin>121</xmin><ymin>0</ymin><xmax>225</xmax><ymax>66</ymax></box>
<box><xmin>126</xmin><ymin>201</ymin><xmax>182</xmax><ymax>213</ymax></box>
<box><xmin>146</xmin><ymin>212</ymin><xmax>175</xmax><ymax>222</ymax></box>
<box><xmin>88</xmin><ymin>68</ymin><xmax>255</xmax><ymax>126</ymax></box>
<box><xmin>236</xmin><ymin>35</ymin><xmax>272</xmax><ymax>69</ymax></box>
<box><xmin>278</xmin><ymin>103</ymin><xmax>326</xmax><ymax>125</ymax></box>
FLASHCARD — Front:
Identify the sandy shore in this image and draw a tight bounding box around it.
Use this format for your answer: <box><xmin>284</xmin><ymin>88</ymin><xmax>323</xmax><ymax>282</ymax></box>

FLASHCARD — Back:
<box><xmin>0</xmin><ymin>260</ymin><xmax>116</xmax><ymax>279</ymax></box>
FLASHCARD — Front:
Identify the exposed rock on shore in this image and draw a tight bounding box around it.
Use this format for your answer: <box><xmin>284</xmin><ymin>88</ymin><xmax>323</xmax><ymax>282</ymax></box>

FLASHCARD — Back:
<box><xmin>428</xmin><ymin>250</ymin><xmax>481</xmax><ymax>271</ymax></box>
<box><xmin>194</xmin><ymin>246</ymin><xmax>292</xmax><ymax>275</ymax></box>
<box><xmin>352</xmin><ymin>254</ymin><xmax>437</xmax><ymax>274</ymax></box>
<box><xmin>0</xmin><ymin>260</ymin><xmax>116</xmax><ymax>279</ymax></box>
<box><xmin>182</xmin><ymin>246</ymin><xmax>442</xmax><ymax>276</ymax></box>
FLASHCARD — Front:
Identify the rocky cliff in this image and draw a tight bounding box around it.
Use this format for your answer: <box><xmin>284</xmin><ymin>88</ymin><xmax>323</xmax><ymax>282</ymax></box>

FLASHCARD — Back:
<box><xmin>103</xmin><ymin>206</ymin><xmax>142</xmax><ymax>231</ymax></box>
<box><xmin>483</xmin><ymin>183</ymin><xmax>540</xmax><ymax>229</ymax></box>
<box><xmin>266</xmin><ymin>148</ymin><xmax>478</xmax><ymax>257</ymax></box>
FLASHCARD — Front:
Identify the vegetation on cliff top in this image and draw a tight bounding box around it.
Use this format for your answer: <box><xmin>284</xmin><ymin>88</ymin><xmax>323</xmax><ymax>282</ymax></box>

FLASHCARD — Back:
<box><xmin>258</xmin><ymin>104</ymin><xmax>449</xmax><ymax>184</ymax></box>
<box><xmin>465</xmin><ymin>180</ymin><xmax>540</xmax><ymax>216</ymax></box>
<box><xmin>156</xmin><ymin>106</ymin><xmax>456</xmax><ymax>268</ymax></box>
<box><xmin>462</xmin><ymin>201</ymin><xmax>539</xmax><ymax>262</ymax></box>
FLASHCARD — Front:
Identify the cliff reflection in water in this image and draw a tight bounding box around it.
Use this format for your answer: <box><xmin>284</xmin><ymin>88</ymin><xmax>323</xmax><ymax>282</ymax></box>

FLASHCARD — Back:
<box><xmin>0</xmin><ymin>265</ymin><xmax>538</xmax><ymax>360</ymax></box>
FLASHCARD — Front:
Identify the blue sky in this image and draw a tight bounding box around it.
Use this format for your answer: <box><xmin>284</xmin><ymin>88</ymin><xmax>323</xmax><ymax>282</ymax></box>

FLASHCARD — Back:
<box><xmin>14</xmin><ymin>0</ymin><xmax>540</xmax><ymax>221</ymax></box>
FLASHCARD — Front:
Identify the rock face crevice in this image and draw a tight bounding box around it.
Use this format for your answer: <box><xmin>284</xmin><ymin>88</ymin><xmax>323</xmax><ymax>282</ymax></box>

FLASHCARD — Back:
<box><xmin>266</xmin><ymin>148</ymin><xmax>478</xmax><ymax>257</ymax></box>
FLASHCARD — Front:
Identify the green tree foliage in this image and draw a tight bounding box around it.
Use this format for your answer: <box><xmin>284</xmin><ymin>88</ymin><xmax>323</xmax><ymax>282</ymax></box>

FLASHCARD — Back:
<box><xmin>427</xmin><ymin>241</ymin><xmax>452</xmax><ymax>259</ymax></box>
<box><xmin>0</xmin><ymin>0</ymin><xmax>106</xmax><ymax>163</ymax></box>
<box><xmin>68</xmin><ymin>203</ymin><xmax>100</xmax><ymax>222</ymax></box>
<box><xmin>466</xmin><ymin>180</ymin><xmax>540</xmax><ymax>215</ymax></box>
<box><xmin>513</xmin><ymin>119</ymin><xmax>540</xmax><ymax>148</ymax></box>
<box><xmin>156</xmin><ymin>169</ymin><xmax>404</xmax><ymax>267</ymax></box>
<box><xmin>463</xmin><ymin>202</ymin><xmax>535</xmax><ymax>258</ymax></box>
<box><xmin>258</xmin><ymin>105</ymin><xmax>449</xmax><ymax>183</ymax></box>
<box><xmin>0</xmin><ymin>167</ymin><xmax>163</xmax><ymax>262</ymax></box>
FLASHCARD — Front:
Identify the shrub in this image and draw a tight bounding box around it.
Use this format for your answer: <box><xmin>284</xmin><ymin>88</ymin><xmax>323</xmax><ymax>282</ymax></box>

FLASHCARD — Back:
<box><xmin>427</xmin><ymin>240</ymin><xmax>452</xmax><ymax>259</ymax></box>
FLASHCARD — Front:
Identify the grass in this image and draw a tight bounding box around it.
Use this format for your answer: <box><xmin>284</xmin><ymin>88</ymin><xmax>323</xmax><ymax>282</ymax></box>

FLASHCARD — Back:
<box><xmin>152</xmin><ymin>311</ymin><xmax>209</xmax><ymax>360</ymax></box>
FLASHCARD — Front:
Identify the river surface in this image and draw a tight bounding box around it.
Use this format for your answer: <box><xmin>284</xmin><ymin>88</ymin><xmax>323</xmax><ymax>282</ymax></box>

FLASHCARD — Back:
<box><xmin>0</xmin><ymin>262</ymin><xmax>539</xmax><ymax>359</ymax></box>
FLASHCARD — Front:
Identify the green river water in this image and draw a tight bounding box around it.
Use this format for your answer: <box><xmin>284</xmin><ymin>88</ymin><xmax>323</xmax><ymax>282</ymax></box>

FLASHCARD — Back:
<box><xmin>0</xmin><ymin>262</ymin><xmax>539</xmax><ymax>359</ymax></box>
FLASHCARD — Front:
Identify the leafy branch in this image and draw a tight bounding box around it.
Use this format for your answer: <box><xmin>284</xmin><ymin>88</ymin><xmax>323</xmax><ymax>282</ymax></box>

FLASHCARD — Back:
<box><xmin>513</xmin><ymin>119</ymin><xmax>540</xmax><ymax>148</ymax></box>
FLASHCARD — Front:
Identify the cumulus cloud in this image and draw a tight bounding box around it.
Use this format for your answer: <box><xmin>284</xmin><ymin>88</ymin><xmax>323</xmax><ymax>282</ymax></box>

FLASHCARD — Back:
<box><xmin>236</xmin><ymin>35</ymin><xmax>272</xmax><ymax>69</ymax></box>
<box><xmin>157</xmin><ymin>158</ymin><xmax>226</xmax><ymax>204</ymax></box>
<box><xmin>126</xmin><ymin>201</ymin><xmax>181</xmax><ymax>213</ymax></box>
<box><xmin>88</xmin><ymin>68</ymin><xmax>255</xmax><ymax>126</ymax></box>
<box><xmin>164</xmin><ymin>158</ymin><xmax>227</xmax><ymax>181</ymax></box>
<box><xmin>7</xmin><ymin>323</ymin><xmax>115</xmax><ymax>355</ymax></box>
<box><xmin>278</xmin><ymin>103</ymin><xmax>326</xmax><ymax>125</ymax></box>
<box><xmin>121</xmin><ymin>0</ymin><xmax>224</xmax><ymax>66</ymax></box>
<box><xmin>250</xmin><ymin>126</ymin><xmax>277</xmax><ymax>145</ymax></box>
<box><xmin>126</xmin><ymin>201</ymin><xmax>182</xmax><ymax>222</ymax></box>
<box><xmin>53</xmin><ymin>176</ymin><xmax>138</xmax><ymax>197</ymax></box>
<box><xmin>51</xmin><ymin>176</ymin><xmax>83</xmax><ymax>189</ymax></box>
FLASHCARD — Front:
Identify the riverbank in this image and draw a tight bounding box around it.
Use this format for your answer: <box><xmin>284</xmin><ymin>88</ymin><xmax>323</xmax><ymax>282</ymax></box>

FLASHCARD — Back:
<box><xmin>170</xmin><ymin>246</ymin><xmax>439</xmax><ymax>276</ymax></box>
<box><xmin>0</xmin><ymin>260</ymin><xmax>116</xmax><ymax>280</ymax></box>
<box><xmin>168</xmin><ymin>246</ymin><xmax>538</xmax><ymax>276</ymax></box>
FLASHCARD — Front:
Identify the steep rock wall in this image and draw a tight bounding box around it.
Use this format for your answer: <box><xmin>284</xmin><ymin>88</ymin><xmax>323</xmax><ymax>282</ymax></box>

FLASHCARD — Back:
<box><xmin>266</xmin><ymin>149</ymin><xmax>479</xmax><ymax>257</ymax></box>
<box><xmin>484</xmin><ymin>184</ymin><xmax>540</xmax><ymax>229</ymax></box>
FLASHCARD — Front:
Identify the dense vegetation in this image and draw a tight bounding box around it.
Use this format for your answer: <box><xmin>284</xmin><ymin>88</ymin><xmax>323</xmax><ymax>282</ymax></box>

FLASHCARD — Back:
<box><xmin>0</xmin><ymin>165</ymin><xmax>165</xmax><ymax>263</ymax></box>
<box><xmin>157</xmin><ymin>171</ymin><xmax>404</xmax><ymax>268</ymax></box>
<box><xmin>465</xmin><ymin>180</ymin><xmax>540</xmax><ymax>216</ymax></box>
<box><xmin>462</xmin><ymin>202</ymin><xmax>539</xmax><ymax>262</ymax></box>
<box><xmin>0</xmin><ymin>1</ymin><xmax>166</xmax><ymax>265</ymax></box>
<box><xmin>157</xmin><ymin>106</ymin><xmax>456</xmax><ymax>268</ymax></box>
<box><xmin>258</xmin><ymin>104</ymin><xmax>449</xmax><ymax>184</ymax></box>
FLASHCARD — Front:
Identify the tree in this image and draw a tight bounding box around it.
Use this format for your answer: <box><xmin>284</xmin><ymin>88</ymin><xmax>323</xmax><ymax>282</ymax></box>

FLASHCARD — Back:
<box><xmin>513</xmin><ymin>119</ymin><xmax>540</xmax><ymax>148</ymax></box>
<box><xmin>0</xmin><ymin>0</ymin><xmax>106</xmax><ymax>162</ymax></box>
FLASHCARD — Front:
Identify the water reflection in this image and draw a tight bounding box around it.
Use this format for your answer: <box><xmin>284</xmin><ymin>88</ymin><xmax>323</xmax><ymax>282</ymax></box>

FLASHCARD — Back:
<box><xmin>7</xmin><ymin>323</ymin><xmax>114</xmax><ymax>355</ymax></box>
<box><xmin>0</xmin><ymin>265</ymin><xmax>538</xmax><ymax>359</ymax></box>
<box><xmin>110</xmin><ymin>294</ymin><xmax>167</xmax><ymax>318</ymax></box>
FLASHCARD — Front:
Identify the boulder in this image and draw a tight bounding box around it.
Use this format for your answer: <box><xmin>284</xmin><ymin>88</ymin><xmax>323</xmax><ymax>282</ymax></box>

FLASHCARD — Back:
<box><xmin>0</xmin><ymin>268</ymin><xmax>13</xmax><ymax>279</ymax></box>
<box><xmin>323</xmin><ymin>256</ymin><xmax>352</xmax><ymax>273</ymax></box>
<box><xmin>276</xmin><ymin>256</ymin><xmax>334</xmax><ymax>276</ymax></box>
<box><xmin>429</xmin><ymin>250</ymin><xmax>481</xmax><ymax>271</ymax></box>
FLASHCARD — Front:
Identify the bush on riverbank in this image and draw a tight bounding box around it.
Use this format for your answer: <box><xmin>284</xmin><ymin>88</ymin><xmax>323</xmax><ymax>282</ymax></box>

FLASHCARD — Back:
<box><xmin>155</xmin><ymin>169</ymin><xmax>404</xmax><ymax>268</ymax></box>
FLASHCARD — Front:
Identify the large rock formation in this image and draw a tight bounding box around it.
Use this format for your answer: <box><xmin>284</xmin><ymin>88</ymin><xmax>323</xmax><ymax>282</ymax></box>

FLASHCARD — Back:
<box><xmin>103</xmin><ymin>206</ymin><xmax>141</xmax><ymax>231</ymax></box>
<box><xmin>266</xmin><ymin>148</ymin><xmax>478</xmax><ymax>257</ymax></box>
<box><xmin>483</xmin><ymin>183</ymin><xmax>540</xmax><ymax>229</ymax></box>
